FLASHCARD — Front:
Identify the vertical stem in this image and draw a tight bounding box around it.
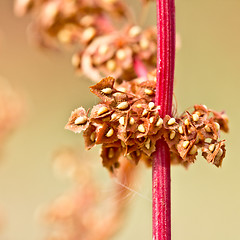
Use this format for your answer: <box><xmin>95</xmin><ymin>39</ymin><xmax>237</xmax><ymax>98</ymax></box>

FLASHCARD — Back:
<box><xmin>153</xmin><ymin>0</ymin><xmax>175</xmax><ymax>240</ymax></box>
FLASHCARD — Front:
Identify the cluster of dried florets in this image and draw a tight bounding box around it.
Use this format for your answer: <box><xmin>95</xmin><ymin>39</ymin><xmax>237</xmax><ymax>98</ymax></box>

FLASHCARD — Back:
<box><xmin>65</xmin><ymin>76</ymin><xmax>228</xmax><ymax>172</ymax></box>
<box><xmin>41</xmin><ymin>148</ymin><xmax>135</xmax><ymax>240</ymax></box>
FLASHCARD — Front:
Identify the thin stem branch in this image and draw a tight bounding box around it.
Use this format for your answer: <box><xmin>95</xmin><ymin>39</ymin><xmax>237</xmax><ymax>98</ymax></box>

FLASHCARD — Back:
<box><xmin>153</xmin><ymin>0</ymin><xmax>175</xmax><ymax>240</ymax></box>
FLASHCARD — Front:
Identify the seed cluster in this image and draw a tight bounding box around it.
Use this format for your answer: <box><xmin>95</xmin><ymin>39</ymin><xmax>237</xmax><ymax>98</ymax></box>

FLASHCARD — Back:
<box><xmin>66</xmin><ymin>76</ymin><xmax>228</xmax><ymax>172</ymax></box>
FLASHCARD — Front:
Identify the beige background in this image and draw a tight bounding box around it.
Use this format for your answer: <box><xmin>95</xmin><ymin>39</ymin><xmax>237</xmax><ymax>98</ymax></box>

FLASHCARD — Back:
<box><xmin>0</xmin><ymin>0</ymin><xmax>239</xmax><ymax>239</ymax></box>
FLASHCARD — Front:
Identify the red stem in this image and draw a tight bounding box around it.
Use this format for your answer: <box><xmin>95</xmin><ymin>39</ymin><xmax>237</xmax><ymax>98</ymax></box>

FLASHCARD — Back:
<box><xmin>153</xmin><ymin>0</ymin><xmax>175</xmax><ymax>240</ymax></box>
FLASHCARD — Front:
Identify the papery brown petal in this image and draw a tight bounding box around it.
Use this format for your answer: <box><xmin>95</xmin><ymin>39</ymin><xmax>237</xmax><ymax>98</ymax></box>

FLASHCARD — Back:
<box><xmin>95</xmin><ymin>123</ymin><xmax>118</xmax><ymax>144</ymax></box>
<box><xmin>210</xmin><ymin>110</ymin><xmax>229</xmax><ymax>133</ymax></box>
<box><xmin>65</xmin><ymin>107</ymin><xmax>89</xmax><ymax>133</ymax></box>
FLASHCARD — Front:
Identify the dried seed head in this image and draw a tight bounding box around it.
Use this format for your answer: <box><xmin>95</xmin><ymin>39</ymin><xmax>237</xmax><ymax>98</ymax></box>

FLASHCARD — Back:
<box><xmin>106</xmin><ymin>128</ymin><xmax>114</xmax><ymax>137</ymax></box>
<box><xmin>145</xmin><ymin>138</ymin><xmax>151</xmax><ymax>149</ymax></box>
<box><xmin>108</xmin><ymin>148</ymin><xmax>114</xmax><ymax>158</ymax></box>
<box><xmin>82</xmin><ymin>27</ymin><xmax>96</xmax><ymax>42</ymax></box>
<box><xmin>168</xmin><ymin>118</ymin><xmax>176</xmax><ymax>125</ymax></box>
<box><xmin>204</xmin><ymin>125</ymin><xmax>211</xmax><ymax>133</ymax></box>
<box><xmin>80</xmin><ymin>15</ymin><xmax>94</xmax><ymax>27</ymax></box>
<box><xmin>142</xmin><ymin>109</ymin><xmax>148</xmax><ymax>116</ymax></box>
<box><xmin>90</xmin><ymin>132</ymin><xmax>95</xmax><ymax>142</ymax></box>
<box><xmin>144</xmin><ymin>88</ymin><xmax>154</xmax><ymax>95</ymax></box>
<box><xmin>149</xmin><ymin>116</ymin><xmax>155</xmax><ymax>124</ymax></box>
<box><xmin>178</xmin><ymin>126</ymin><xmax>183</xmax><ymax>134</ymax></box>
<box><xmin>129</xmin><ymin>25</ymin><xmax>142</xmax><ymax>37</ymax></box>
<box><xmin>156</xmin><ymin>118</ymin><xmax>163</xmax><ymax>127</ymax></box>
<box><xmin>117</xmin><ymin>101</ymin><xmax>129</xmax><ymax>110</ymax></box>
<box><xmin>209</xmin><ymin>144</ymin><xmax>215</xmax><ymax>152</ymax></box>
<box><xmin>149</xmin><ymin>102</ymin><xmax>155</xmax><ymax>110</ymax></box>
<box><xmin>106</xmin><ymin>60</ymin><xmax>117</xmax><ymax>71</ymax></box>
<box><xmin>98</xmin><ymin>44</ymin><xmax>109</xmax><ymax>55</ymax></box>
<box><xmin>119</xmin><ymin>116</ymin><xmax>125</xmax><ymax>125</ymax></box>
<box><xmin>129</xmin><ymin>117</ymin><xmax>135</xmax><ymax>125</ymax></box>
<box><xmin>116</xmin><ymin>49</ymin><xmax>126</xmax><ymax>60</ymax></box>
<box><xmin>74</xmin><ymin>116</ymin><xmax>87</xmax><ymax>125</ymax></box>
<box><xmin>101</xmin><ymin>88</ymin><xmax>112</xmax><ymax>95</ymax></box>
<box><xmin>189</xmin><ymin>145</ymin><xmax>197</xmax><ymax>155</ymax></box>
<box><xmin>182</xmin><ymin>140</ymin><xmax>190</xmax><ymax>149</ymax></box>
<box><xmin>192</xmin><ymin>113</ymin><xmax>199</xmax><ymax>122</ymax></box>
<box><xmin>138</xmin><ymin>124</ymin><xmax>145</xmax><ymax>133</ymax></box>
<box><xmin>169</xmin><ymin>130</ymin><xmax>176</xmax><ymax>140</ymax></box>
<box><xmin>214</xmin><ymin>122</ymin><xmax>220</xmax><ymax>131</ymax></box>
<box><xmin>97</xmin><ymin>106</ymin><xmax>108</xmax><ymax>116</ymax></box>
<box><xmin>184</xmin><ymin>118</ymin><xmax>190</xmax><ymax>126</ymax></box>
<box><xmin>111</xmin><ymin>113</ymin><xmax>117</xmax><ymax>120</ymax></box>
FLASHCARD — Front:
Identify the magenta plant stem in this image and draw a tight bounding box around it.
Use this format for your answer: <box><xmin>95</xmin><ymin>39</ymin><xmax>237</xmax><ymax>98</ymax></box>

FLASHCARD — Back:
<box><xmin>153</xmin><ymin>0</ymin><xmax>175</xmax><ymax>240</ymax></box>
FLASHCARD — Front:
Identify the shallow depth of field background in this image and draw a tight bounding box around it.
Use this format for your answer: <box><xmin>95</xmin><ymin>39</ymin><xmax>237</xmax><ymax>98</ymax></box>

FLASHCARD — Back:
<box><xmin>0</xmin><ymin>0</ymin><xmax>239</xmax><ymax>239</ymax></box>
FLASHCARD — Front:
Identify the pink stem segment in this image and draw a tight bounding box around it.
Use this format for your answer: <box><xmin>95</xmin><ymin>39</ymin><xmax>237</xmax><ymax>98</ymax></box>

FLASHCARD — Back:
<box><xmin>153</xmin><ymin>0</ymin><xmax>175</xmax><ymax>240</ymax></box>
<box><xmin>133</xmin><ymin>58</ymin><xmax>148</xmax><ymax>80</ymax></box>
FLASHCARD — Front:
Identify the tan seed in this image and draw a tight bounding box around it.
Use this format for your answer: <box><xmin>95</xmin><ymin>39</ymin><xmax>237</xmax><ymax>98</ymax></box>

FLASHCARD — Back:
<box><xmin>189</xmin><ymin>145</ymin><xmax>197</xmax><ymax>155</ymax></box>
<box><xmin>82</xmin><ymin>27</ymin><xmax>96</xmax><ymax>42</ymax></box>
<box><xmin>137</xmin><ymin>104</ymin><xmax>142</xmax><ymax>108</ymax></box>
<box><xmin>90</xmin><ymin>132</ymin><xmax>95</xmax><ymax>142</ymax></box>
<box><xmin>116</xmin><ymin>49</ymin><xmax>126</xmax><ymax>60</ymax></box>
<box><xmin>149</xmin><ymin>102</ymin><xmax>155</xmax><ymax>110</ymax></box>
<box><xmin>156</xmin><ymin>118</ymin><xmax>163</xmax><ymax>127</ymax></box>
<box><xmin>195</xmin><ymin>134</ymin><xmax>200</xmax><ymax>144</ymax></box>
<box><xmin>195</xmin><ymin>111</ymin><xmax>201</xmax><ymax>116</ymax></box>
<box><xmin>117</xmin><ymin>102</ymin><xmax>129</xmax><ymax>110</ymax></box>
<box><xmin>145</xmin><ymin>89</ymin><xmax>154</xmax><ymax>95</ymax></box>
<box><xmin>111</xmin><ymin>113</ymin><xmax>117</xmax><ymax>120</ymax></box>
<box><xmin>98</xmin><ymin>44</ymin><xmax>108</xmax><ymax>55</ymax></box>
<box><xmin>101</xmin><ymin>88</ymin><xmax>112</xmax><ymax>94</ymax></box>
<box><xmin>192</xmin><ymin>113</ymin><xmax>199</xmax><ymax>122</ymax></box>
<box><xmin>129</xmin><ymin>117</ymin><xmax>135</xmax><ymax>125</ymax></box>
<box><xmin>178</xmin><ymin>126</ymin><xmax>184</xmax><ymax>134</ymax></box>
<box><xmin>106</xmin><ymin>60</ymin><xmax>116</xmax><ymax>71</ymax></box>
<box><xmin>142</xmin><ymin>109</ymin><xmax>148</xmax><ymax>116</ymax></box>
<box><xmin>108</xmin><ymin>148</ymin><xmax>114</xmax><ymax>158</ymax></box>
<box><xmin>168</xmin><ymin>118</ymin><xmax>176</xmax><ymax>125</ymax></box>
<box><xmin>209</xmin><ymin>144</ymin><xmax>215</xmax><ymax>152</ymax></box>
<box><xmin>214</xmin><ymin>122</ymin><xmax>220</xmax><ymax>131</ymax></box>
<box><xmin>182</xmin><ymin>140</ymin><xmax>190</xmax><ymax>149</ymax></box>
<box><xmin>140</xmin><ymin>38</ymin><xmax>149</xmax><ymax>49</ymax></box>
<box><xmin>204</xmin><ymin>125</ymin><xmax>211</xmax><ymax>133</ymax></box>
<box><xmin>169</xmin><ymin>131</ymin><xmax>176</xmax><ymax>140</ymax></box>
<box><xmin>117</xmin><ymin>87</ymin><xmax>126</xmax><ymax>92</ymax></box>
<box><xmin>80</xmin><ymin>15</ymin><xmax>94</xmax><ymax>27</ymax></box>
<box><xmin>145</xmin><ymin>138</ymin><xmax>151</xmax><ymax>150</ymax></box>
<box><xmin>106</xmin><ymin>128</ymin><xmax>114</xmax><ymax>137</ymax></box>
<box><xmin>149</xmin><ymin>116</ymin><xmax>155</xmax><ymax>124</ymax></box>
<box><xmin>74</xmin><ymin>116</ymin><xmax>87</xmax><ymax>125</ymax></box>
<box><xmin>216</xmin><ymin>148</ymin><xmax>223</xmax><ymax>158</ymax></box>
<box><xmin>184</xmin><ymin>118</ymin><xmax>190</xmax><ymax>126</ymax></box>
<box><xmin>97</xmin><ymin>106</ymin><xmax>108</xmax><ymax>116</ymax></box>
<box><xmin>119</xmin><ymin>117</ymin><xmax>125</xmax><ymax>125</ymax></box>
<box><xmin>138</xmin><ymin>124</ymin><xmax>145</xmax><ymax>133</ymax></box>
<box><xmin>129</xmin><ymin>25</ymin><xmax>141</xmax><ymax>37</ymax></box>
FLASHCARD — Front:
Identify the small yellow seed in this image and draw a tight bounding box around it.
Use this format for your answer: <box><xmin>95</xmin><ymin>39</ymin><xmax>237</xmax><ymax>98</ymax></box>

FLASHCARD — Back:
<box><xmin>129</xmin><ymin>117</ymin><xmax>135</xmax><ymax>125</ymax></box>
<box><xmin>82</xmin><ymin>27</ymin><xmax>96</xmax><ymax>42</ymax></box>
<box><xmin>136</xmin><ymin>104</ymin><xmax>142</xmax><ymax>108</ymax></box>
<box><xmin>195</xmin><ymin>111</ymin><xmax>201</xmax><ymax>116</ymax></box>
<box><xmin>214</xmin><ymin>122</ymin><xmax>220</xmax><ymax>131</ymax></box>
<box><xmin>189</xmin><ymin>145</ymin><xmax>197</xmax><ymax>155</ymax></box>
<box><xmin>149</xmin><ymin>116</ymin><xmax>155</xmax><ymax>124</ymax></box>
<box><xmin>195</xmin><ymin>134</ymin><xmax>200</xmax><ymax>144</ymax></box>
<box><xmin>97</xmin><ymin>106</ymin><xmax>108</xmax><ymax>116</ymax></box>
<box><xmin>101</xmin><ymin>88</ymin><xmax>112</xmax><ymax>94</ymax></box>
<box><xmin>203</xmin><ymin>105</ymin><xmax>208</xmax><ymax>110</ymax></box>
<box><xmin>149</xmin><ymin>102</ymin><xmax>155</xmax><ymax>110</ymax></box>
<box><xmin>108</xmin><ymin>148</ymin><xmax>114</xmax><ymax>158</ymax></box>
<box><xmin>209</xmin><ymin>144</ymin><xmax>215</xmax><ymax>152</ymax></box>
<box><xmin>192</xmin><ymin>113</ymin><xmax>199</xmax><ymax>122</ymax></box>
<box><xmin>90</xmin><ymin>132</ymin><xmax>95</xmax><ymax>142</ymax></box>
<box><xmin>182</xmin><ymin>140</ymin><xmax>190</xmax><ymax>149</ymax></box>
<box><xmin>178</xmin><ymin>126</ymin><xmax>184</xmax><ymax>134</ymax></box>
<box><xmin>117</xmin><ymin>87</ymin><xmax>126</xmax><ymax>92</ymax></box>
<box><xmin>142</xmin><ymin>109</ymin><xmax>148</xmax><ymax>116</ymax></box>
<box><xmin>106</xmin><ymin>60</ymin><xmax>116</xmax><ymax>71</ymax></box>
<box><xmin>98</xmin><ymin>44</ymin><xmax>108</xmax><ymax>55</ymax></box>
<box><xmin>140</xmin><ymin>38</ymin><xmax>149</xmax><ymax>49</ymax></box>
<box><xmin>144</xmin><ymin>88</ymin><xmax>154</xmax><ymax>95</ymax></box>
<box><xmin>117</xmin><ymin>102</ymin><xmax>129</xmax><ymax>110</ymax></box>
<box><xmin>80</xmin><ymin>15</ymin><xmax>94</xmax><ymax>27</ymax></box>
<box><xmin>116</xmin><ymin>49</ymin><xmax>126</xmax><ymax>60</ymax></box>
<box><xmin>111</xmin><ymin>113</ymin><xmax>117</xmax><ymax>120</ymax></box>
<box><xmin>129</xmin><ymin>25</ymin><xmax>142</xmax><ymax>37</ymax></box>
<box><xmin>74</xmin><ymin>116</ymin><xmax>87</xmax><ymax>125</ymax></box>
<box><xmin>168</xmin><ymin>118</ymin><xmax>176</xmax><ymax>125</ymax></box>
<box><xmin>119</xmin><ymin>117</ymin><xmax>125</xmax><ymax>125</ymax></box>
<box><xmin>156</xmin><ymin>118</ymin><xmax>163</xmax><ymax>127</ymax></box>
<box><xmin>184</xmin><ymin>118</ymin><xmax>190</xmax><ymax>126</ymax></box>
<box><xmin>138</xmin><ymin>124</ymin><xmax>145</xmax><ymax>133</ymax></box>
<box><xmin>106</xmin><ymin>128</ymin><xmax>114</xmax><ymax>137</ymax></box>
<box><xmin>121</xmin><ymin>141</ymin><xmax>125</xmax><ymax>148</ymax></box>
<box><xmin>145</xmin><ymin>138</ymin><xmax>151</xmax><ymax>150</ymax></box>
<box><xmin>204</xmin><ymin>125</ymin><xmax>211</xmax><ymax>133</ymax></box>
<box><xmin>169</xmin><ymin>131</ymin><xmax>176</xmax><ymax>140</ymax></box>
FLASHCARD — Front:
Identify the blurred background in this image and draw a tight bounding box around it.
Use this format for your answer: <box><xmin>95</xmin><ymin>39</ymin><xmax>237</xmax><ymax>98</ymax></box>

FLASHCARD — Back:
<box><xmin>0</xmin><ymin>0</ymin><xmax>239</xmax><ymax>239</ymax></box>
